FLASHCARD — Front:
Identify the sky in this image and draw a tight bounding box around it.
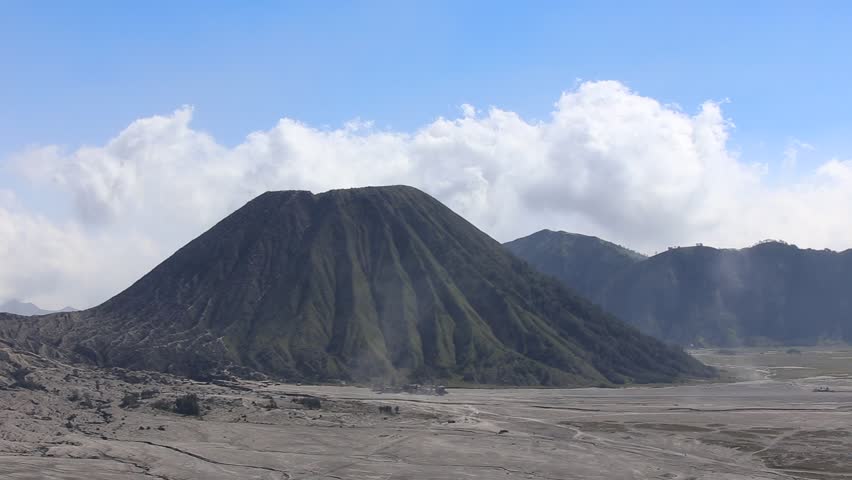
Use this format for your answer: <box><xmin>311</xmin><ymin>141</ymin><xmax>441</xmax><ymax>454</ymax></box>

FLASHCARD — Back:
<box><xmin>2</xmin><ymin>1</ymin><xmax>852</xmax><ymax>309</ymax></box>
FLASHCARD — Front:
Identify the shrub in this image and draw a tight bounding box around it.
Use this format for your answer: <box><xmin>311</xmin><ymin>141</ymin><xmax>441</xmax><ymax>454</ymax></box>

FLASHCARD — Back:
<box><xmin>150</xmin><ymin>398</ymin><xmax>174</xmax><ymax>412</ymax></box>
<box><xmin>10</xmin><ymin>367</ymin><xmax>45</xmax><ymax>391</ymax></box>
<box><xmin>120</xmin><ymin>392</ymin><xmax>140</xmax><ymax>409</ymax></box>
<box><xmin>140</xmin><ymin>389</ymin><xmax>160</xmax><ymax>399</ymax></box>
<box><xmin>79</xmin><ymin>392</ymin><xmax>95</xmax><ymax>409</ymax></box>
<box><xmin>292</xmin><ymin>396</ymin><xmax>321</xmax><ymax>410</ymax></box>
<box><xmin>174</xmin><ymin>394</ymin><xmax>201</xmax><ymax>416</ymax></box>
<box><xmin>114</xmin><ymin>369</ymin><xmax>146</xmax><ymax>384</ymax></box>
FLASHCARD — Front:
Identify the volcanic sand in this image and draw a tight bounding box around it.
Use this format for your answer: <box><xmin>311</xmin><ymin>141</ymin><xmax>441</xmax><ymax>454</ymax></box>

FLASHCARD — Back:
<box><xmin>1</xmin><ymin>346</ymin><xmax>850</xmax><ymax>479</ymax></box>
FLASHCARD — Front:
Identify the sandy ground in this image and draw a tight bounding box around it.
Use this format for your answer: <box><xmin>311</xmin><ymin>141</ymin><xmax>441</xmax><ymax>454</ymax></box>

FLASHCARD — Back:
<box><xmin>1</xmin><ymin>346</ymin><xmax>850</xmax><ymax>479</ymax></box>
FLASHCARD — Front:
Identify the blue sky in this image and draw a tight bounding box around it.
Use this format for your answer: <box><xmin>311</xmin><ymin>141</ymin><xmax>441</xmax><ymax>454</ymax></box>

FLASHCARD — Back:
<box><xmin>3</xmin><ymin>1</ymin><xmax>851</xmax><ymax>168</ymax></box>
<box><xmin>4</xmin><ymin>1</ymin><xmax>852</xmax><ymax>308</ymax></box>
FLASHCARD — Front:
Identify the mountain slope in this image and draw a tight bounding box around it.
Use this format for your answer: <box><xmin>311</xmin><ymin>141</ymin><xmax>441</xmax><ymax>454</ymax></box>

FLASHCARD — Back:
<box><xmin>0</xmin><ymin>186</ymin><xmax>711</xmax><ymax>385</ymax></box>
<box><xmin>504</xmin><ymin>230</ymin><xmax>645</xmax><ymax>299</ymax></box>
<box><xmin>0</xmin><ymin>300</ymin><xmax>76</xmax><ymax>316</ymax></box>
<box><xmin>598</xmin><ymin>242</ymin><xmax>852</xmax><ymax>346</ymax></box>
<box><xmin>508</xmin><ymin>230</ymin><xmax>852</xmax><ymax>346</ymax></box>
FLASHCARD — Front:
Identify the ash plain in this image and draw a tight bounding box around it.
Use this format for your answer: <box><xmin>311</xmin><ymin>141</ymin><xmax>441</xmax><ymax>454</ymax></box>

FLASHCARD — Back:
<box><xmin>1</xmin><ymin>344</ymin><xmax>850</xmax><ymax>480</ymax></box>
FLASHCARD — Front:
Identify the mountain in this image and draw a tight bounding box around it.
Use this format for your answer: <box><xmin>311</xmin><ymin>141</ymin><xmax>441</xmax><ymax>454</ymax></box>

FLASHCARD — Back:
<box><xmin>598</xmin><ymin>242</ymin><xmax>852</xmax><ymax>346</ymax></box>
<box><xmin>506</xmin><ymin>231</ymin><xmax>852</xmax><ymax>347</ymax></box>
<box><xmin>0</xmin><ymin>299</ymin><xmax>76</xmax><ymax>316</ymax></box>
<box><xmin>0</xmin><ymin>186</ymin><xmax>711</xmax><ymax>386</ymax></box>
<box><xmin>504</xmin><ymin>230</ymin><xmax>645</xmax><ymax>299</ymax></box>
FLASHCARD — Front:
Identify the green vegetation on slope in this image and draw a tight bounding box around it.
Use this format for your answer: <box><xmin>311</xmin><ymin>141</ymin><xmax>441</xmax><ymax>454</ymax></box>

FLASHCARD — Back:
<box><xmin>504</xmin><ymin>230</ymin><xmax>645</xmax><ymax>299</ymax></box>
<box><xmin>507</xmin><ymin>231</ymin><xmax>852</xmax><ymax>347</ymax></box>
<box><xmin>1</xmin><ymin>187</ymin><xmax>712</xmax><ymax>386</ymax></box>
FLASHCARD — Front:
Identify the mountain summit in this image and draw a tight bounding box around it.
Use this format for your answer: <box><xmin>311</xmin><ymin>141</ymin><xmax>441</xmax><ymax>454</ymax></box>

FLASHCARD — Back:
<box><xmin>1</xmin><ymin>186</ymin><xmax>710</xmax><ymax>385</ymax></box>
<box><xmin>504</xmin><ymin>230</ymin><xmax>645</xmax><ymax>299</ymax></box>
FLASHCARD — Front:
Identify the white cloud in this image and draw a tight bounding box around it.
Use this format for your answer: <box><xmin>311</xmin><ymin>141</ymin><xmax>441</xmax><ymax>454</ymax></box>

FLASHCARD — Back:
<box><xmin>782</xmin><ymin>138</ymin><xmax>815</xmax><ymax>171</ymax></box>
<box><xmin>0</xmin><ymin>191</ymin><xmax>161</xmax><ymax>309</ymax></box>
<box><xmin>4</xmin><ymin>81</ymin><xmax>852</xmax><ymax>308</ymax></box>
<box><xmin>460</xmin><ymin>103</ymin><xmax>477</xmax><ymax>118</ymax></box>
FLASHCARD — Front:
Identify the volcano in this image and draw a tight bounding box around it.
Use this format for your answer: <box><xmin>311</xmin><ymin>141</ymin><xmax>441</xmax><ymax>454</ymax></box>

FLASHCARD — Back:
<box><xmin>1</xmin><ymin>186</ymin><xmax>711</xmax><ymax>385</ymax></box>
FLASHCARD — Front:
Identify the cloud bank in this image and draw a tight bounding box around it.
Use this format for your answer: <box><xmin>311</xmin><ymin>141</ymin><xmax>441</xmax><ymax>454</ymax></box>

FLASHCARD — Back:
<box><xmin>4</xmin><ymin>81</ymin><xmax>852</xmax><ymax>308</ymax></box>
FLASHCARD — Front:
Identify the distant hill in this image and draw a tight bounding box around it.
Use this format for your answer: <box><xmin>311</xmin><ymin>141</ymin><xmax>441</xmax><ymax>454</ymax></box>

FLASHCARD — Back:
<box><xmin>0</xmin><ymin>299</ymin><xmax>76</xmax><ymax>316</ymax></box>
<box><xmin>506</xmin><ymin>231</ymin><xmax>852</xmax><ymax>347</ymax></box>
<box><xmin>599</xmin><ymin>242</ymin><xmax>852</xmax><ymax>346</ymax></box>
<box><xmin>504</xmin><ymin>230</ymin><xmax>645</xmax><ymax>299</ymax></box>
<box><xmin>0</xmin><ymin>186</ymin><xmax>711</xmax><ymax>386</ymax></box>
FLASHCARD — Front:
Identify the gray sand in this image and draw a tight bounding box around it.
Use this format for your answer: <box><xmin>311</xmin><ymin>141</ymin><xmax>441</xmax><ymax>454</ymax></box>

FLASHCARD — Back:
<box><xmin>2</xmin><ymin>346</ymin><xmax>850</xmax><ymax>479</ymax></box>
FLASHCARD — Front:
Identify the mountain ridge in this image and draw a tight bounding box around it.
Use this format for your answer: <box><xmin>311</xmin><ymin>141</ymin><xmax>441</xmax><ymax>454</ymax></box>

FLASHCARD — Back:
<box><xmin>0</xmin><ymin>299</ymin><xmax>76</xmax><ymax>316</ymax></box>
<box><xmin>504</xmin><ymin>229</ymin><xmax>646</xmax><ymax>299</ymax></box>
<box><xmin>506</xmin><ymin>230</ymin><xmax>852</xmax><ymax>346</ymax></box>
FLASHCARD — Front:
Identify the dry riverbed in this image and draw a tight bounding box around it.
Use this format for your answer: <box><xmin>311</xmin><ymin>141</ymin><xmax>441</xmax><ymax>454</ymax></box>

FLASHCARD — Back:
<box><xmin>1</xmin><ymin>344</ymin><xmax>850</xmax><ymax>479</ymax></box>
